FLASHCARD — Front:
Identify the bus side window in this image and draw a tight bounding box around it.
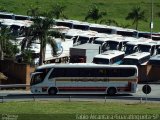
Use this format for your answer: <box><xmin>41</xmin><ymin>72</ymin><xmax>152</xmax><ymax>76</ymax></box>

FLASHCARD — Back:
<box><xmin>108</xmin><ymin>68</ymin><xmax>135</xmax><ymax>77</ymax></box>
<box><xmin>65</xmin><ymin>68</ymin><xmax>79</xmax><ymax>77</ymax></box>
<box><xmin>49</xmin><ymin>68</ymin><xmax>65</xmax><ymax>79</ymax></box>
<box><xmin>97</xmin><ymin>68</ymin><xmax>108</xmax><ymax>77</ymax></box>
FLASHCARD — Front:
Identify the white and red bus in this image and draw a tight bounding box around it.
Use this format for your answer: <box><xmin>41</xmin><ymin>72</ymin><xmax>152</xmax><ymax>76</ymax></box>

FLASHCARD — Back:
<box><xmin>30</xmin><ymin>63</ymin><xmax>138</xmax><ymax>95</ymax></box>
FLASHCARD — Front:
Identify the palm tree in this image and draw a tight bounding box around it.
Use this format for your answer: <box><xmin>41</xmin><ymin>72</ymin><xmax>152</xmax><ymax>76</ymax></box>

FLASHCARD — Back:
<box><xmin>85</xmin><ymin>4</ymin><xmax>107</xmax><ymax>23</ymax></box>
<box><xmin>0</xmin><ymin>6</ymin><xmax>7</xmax><ymax>12</ymax></box>
<box><xmin>27</xmin><ymin>5</ymin><xmax>40</xmax><ymax>17</ymax></box>
<box><xmin>126</xmin><ymin>6</ymin><xmax>147</xmax><ymax>30</ymax></box>
<box><xmin>0</xmin><ymin>26</ymin><xmax>11</xmax><ymax>60</ymax></box>
<box><xmin>0</xmin><ymin>26</ymin><xmax>19</xmax><ymax>60</ymax></box>
<box><xmin>50</xmin><ymin>3</ymin><xmax>67</xmax><ymax>19</ymax></box>
<box><xmin>22</xmin><ymin>9</ymin><xmax>64</xmax><ymax>65</ymax></box>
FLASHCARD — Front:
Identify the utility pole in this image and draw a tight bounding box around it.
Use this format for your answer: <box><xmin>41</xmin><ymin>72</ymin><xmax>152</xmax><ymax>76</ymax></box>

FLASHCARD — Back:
<box><xmin>150</xmin><ymin>0</ymin><xmax>153</xmax><ymax>39</ymax></box>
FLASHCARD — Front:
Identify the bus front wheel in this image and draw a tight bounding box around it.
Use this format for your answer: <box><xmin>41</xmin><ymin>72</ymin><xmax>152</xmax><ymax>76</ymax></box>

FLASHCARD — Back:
<box><xmin>107</xmin><ymin>87</ymin><xmax>117</xmax><ymax>96</ymax></box>
<box><xmin>48</xmin><ymin>87</ymin><xmax>57</xmax><ymax>95</ymax></box>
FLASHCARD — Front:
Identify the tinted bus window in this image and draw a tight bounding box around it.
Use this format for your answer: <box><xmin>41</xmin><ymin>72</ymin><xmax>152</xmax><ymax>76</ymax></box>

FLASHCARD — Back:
<box><xmin>108</xmin><ymin>68</ymin><xmax>136</xmax><ymax>77</ymax></box>
<box><xmin>138</xmin><ymin>45</ymin><xmax>151</xmax><ymax>52</ymax></box>
<box><xmin>90</xmin><ymin>27</ymin><xmax>112</xmax><ymax>34</ymax></box>
<box><xmin>125</xmin><ymin>44</ymin><xmax>137</xmax><ymax>55</ymax></box>
<box><xmin>15</xmin><ymin>16</ymin><xmax>28</xmax><ymax>20</ymax></box>
<box><xmin>148</xmin><ymin>60</ymin><xmax>160</xmax><ymax>65</ymax></box>
<box><xmin>107</xmin><ymin>41</ymin><xmax>119</xmax><ymax>50</ymax></box>
<box><xmin>77</xmin><ymin>36</ymin><xmax>90</xmax><ymax>44</ymax></box>
<box><xmin>73</xmin><ymin>25</ymin><xmax>89</xmax><ymax>30</ymax></box>
<box><xmin>49</xmin><ymin>67</ymin><xmax>136</xmax><ymax>78</ymax></box>
<box><xmin>0</xmin><ymin>14</ymin><xmax>13</xmax><ymax>19</ymax></box>
<box><xmin>117</xmin><ymin>31</ymin><xmax>133</xmax><ymax>37</ymax></box>
<box><xmin>56</xmin><ymin>22</ymin><xmax>73</xmax><ymax>28</ymax></box>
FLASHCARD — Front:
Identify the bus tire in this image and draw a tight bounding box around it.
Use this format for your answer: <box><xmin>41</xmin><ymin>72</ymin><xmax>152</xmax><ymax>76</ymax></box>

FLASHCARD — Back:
<box><xmin>48</xmin><ymin>87</ymin><xmax>57</xmax><ymax>95</ymax></box>
<box><xmin>107</xmin><ymin>87</ymin><xmax>117</xmax><ymax>96</ymax></box>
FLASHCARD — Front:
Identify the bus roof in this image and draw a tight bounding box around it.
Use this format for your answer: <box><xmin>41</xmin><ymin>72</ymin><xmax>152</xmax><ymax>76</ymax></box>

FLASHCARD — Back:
<box><xmin>36</xmin><ymin>63</ymin><xmax>138</xmax><ymax>70</ymax></box>
<box><xmin>138</xmin><ymin>41</ymin><xmax>158</xmax><ymax>46</ymax></box>
<box><xmin>94</xmin><ymin>50</ymin><xmax>125</xmax><ymax>59</ymax></box>
<box><xmin>126</xmin><ymin>39</ymin><xmax>150</xmax><ymax>46</ymax></box>
<box><xmin>124</xmin><ymin>52</ymin><xmax>150</xmax><ymax>60</ymax></box>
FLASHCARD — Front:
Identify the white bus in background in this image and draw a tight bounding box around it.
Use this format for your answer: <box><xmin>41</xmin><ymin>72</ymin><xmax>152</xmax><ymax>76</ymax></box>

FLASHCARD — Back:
<box><xmin>124</xmin><ymin>38</ymin><xmax>152</xmax><ymax>55</ymax></box>
<box><xmin>74</xmin><ymin>31</ymin><xmax>98</xmax><ymax>45</ymax></box>
<box><xmin>30</xmin><ymin>63</ymin><xmax>138</xmax><ymax>95</ymax></box>
<box><xmin>121</xmin><ymin>52</ymin><xmax>150</xmax><ymax>65</ymax></box>
<box><xmin>93</xmin><ymin>50</ymin><xmax>125</xmax><ymax>65</ymax></box>
<box><xmin>137</xmin><ymin>41</ymin><xmax>160</xmax><ymax>56</ymax></box>
<box><xmin>93</xmin><ymin>37</ymin><xmax>111</xmax><ymax>45</ymax></box>
<box><xmin>93</xmin><ymin>34</ymin><xmax>120</xmax><ymax>45</ymax></box>
<box><xmin>64</xmin><ymin>29</ymin><xmax>82</xmax><ymax>44</ymax></box>
<box><xmin>101</xmin><ymin>37</ymin><xmax>130</xmax><ymax>52</ymax></box>
<box><xmin>124</xmin><ymin>41</ymin><xmax>139</xmax><ymax>55</ymax></box>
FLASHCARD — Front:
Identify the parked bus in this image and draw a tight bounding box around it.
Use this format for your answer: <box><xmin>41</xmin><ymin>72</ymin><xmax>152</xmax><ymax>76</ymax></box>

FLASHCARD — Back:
<box><xmin>124</xmin><ymin>38</ymin><xmax>151</xmax><ymax>55</ymax></box>
<box><xmin>93</xmin><ymin>34</ymin><xmax>120</xmax><ymax>45</ymax></box>
<box><xmin>137</xmin><ymin>41</ymin><xmax>160</xmax><ymax>56</ymax></box>
<box><xmin>101</xmin><ymin>38</ymin><xmax>128</xmax><ymax>52</ymax></box>
<box><xmin>121</xmin><ymin>52</ymin><xmax>150</xmax><ymax>65</ymax></box>
<box><xmin>30</xmin><ymin>63</ymin><xmax>138</xmax><ymax>95</ymax></box>
<box><xmin>93</xmin><ymin>50</ymin><xmax>125</xmax><ymax>65</ymax></box>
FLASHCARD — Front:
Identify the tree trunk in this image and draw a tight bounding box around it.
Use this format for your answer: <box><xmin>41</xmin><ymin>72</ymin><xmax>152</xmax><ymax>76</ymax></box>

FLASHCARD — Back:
<box><xmin>135</xmin><ymin>21</ymin><xmax>138</xmax><ymax>30</ymax></box>
<box><xmin>39</xmin><ymin>39</ymin><xmax>44</xmax><ymax>66</ymax></box>
<box><xmin>39</xmin><ymin>38</ymin><xmax>46</xmax><ymax>66</ymax></box>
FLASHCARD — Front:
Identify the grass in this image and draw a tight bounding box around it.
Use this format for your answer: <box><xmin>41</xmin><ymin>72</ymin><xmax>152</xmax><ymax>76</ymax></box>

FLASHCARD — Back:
<box><xmin>0</xmin><ymin>0</ymin><xmax>160</xmax><ymax>32</ymax></box>
<box><xmin>0</xmin><ymin>101</ymin><xmax>160</xmax><ymax>120</ymax></box>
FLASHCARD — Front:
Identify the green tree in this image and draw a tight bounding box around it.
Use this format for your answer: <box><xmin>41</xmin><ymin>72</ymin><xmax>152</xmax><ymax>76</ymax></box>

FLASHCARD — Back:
<box><xmin>21</xmin><ymin>8</ymin><xmax>64</xmax><ymax>65</ymax></box>
<box><xmin>27</xmin><ymin>5</ymin><xmax>40</xmax><ymax>17</ymax></box>
<box><xmin>0</xmin><ymin>6</ymin><xmax>7</xmax><ymax>12</ymax></box>
<box><xmin>126</xmin><ymin>6</ymin><xmax>147</xmax><ymax>30</ymax></box>
<box><xmin>50</xmin><ymin>3</ymin><xmax>67</xmax><ymax>19</ymax></box>
<box><xmin>85</xmin><ymin>4</ymin><xmax>107</xmax><ymax>23</ymax></box>
<box><xmin>0</xmin><ymin>26</ymin><xmax>19</xmax><ymax>60</ymax></box>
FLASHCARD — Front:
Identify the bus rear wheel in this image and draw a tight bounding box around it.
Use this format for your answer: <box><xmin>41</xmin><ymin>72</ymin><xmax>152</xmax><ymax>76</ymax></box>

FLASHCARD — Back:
<box><xmin>107</xmin><ymin>87</ymin><xmax>117</xmax><ymax>96</ymax></box>
<box><xmin>48</xmin><ymin>87</ymin><xmax>57</xmax><ymax>95</ymax></box>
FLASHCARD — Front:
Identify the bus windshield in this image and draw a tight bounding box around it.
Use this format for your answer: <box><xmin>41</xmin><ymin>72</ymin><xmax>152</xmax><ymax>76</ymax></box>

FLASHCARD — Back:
<box><xmin>138</xmin><ymin>45</ymin><xmax>151</xmax><ymax>52</ymax></box>
<box><xmin>30</xmin><ymin>72</ymin><xmax>44</xmax><ymax>85</ymax></box>
<box><xmin>121</xmin><ymin>59</ymin><xmax>139</xmax><ymax>65</ymax></box>
<box><xmin>93</xmin><ymin>58</ymin><xmax>110</xmax><ymax>64</ymax></box>
<box><xmin>125</xmin><ymin>44</ymin><xmax>137</xmax><ymax>55</ymax></box>
<box><xmin>77</xmin><ymin>36</ymin><xmax>90</xmax><ymax>44</ymax></box>
<box><xmin>31</xmin><ymin>68</ymin><xmax>51</xmax><ymax>85</ymax></box>
<box><xmin>107</xmin><ymin>41</ymin><xmax>119</xmax><ymax>50</ymax></box>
